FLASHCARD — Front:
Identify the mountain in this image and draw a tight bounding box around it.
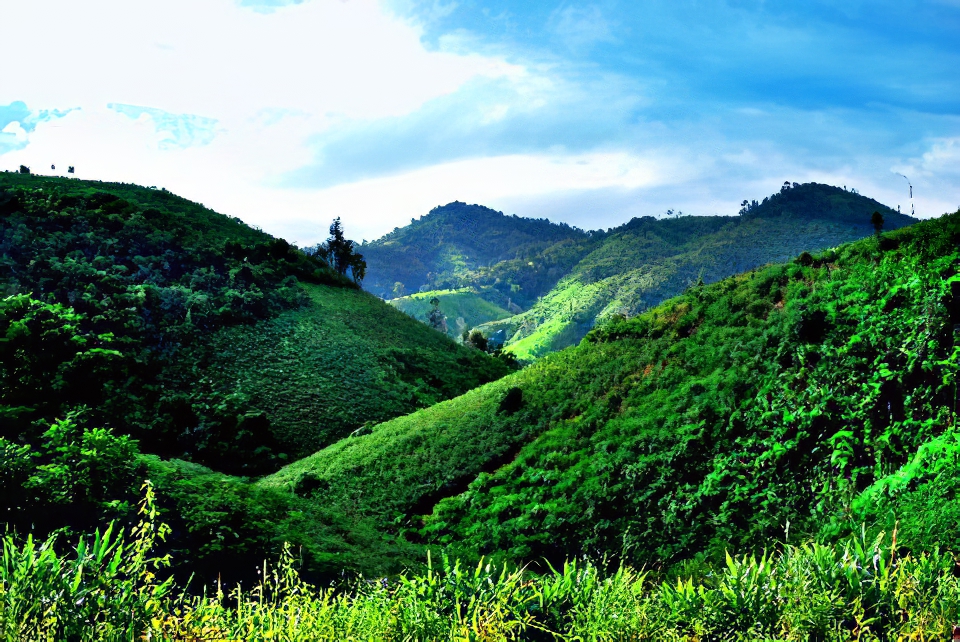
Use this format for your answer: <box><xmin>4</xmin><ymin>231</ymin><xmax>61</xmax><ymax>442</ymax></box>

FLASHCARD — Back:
<box><xmin>263</xmin><ymin>206</ymin><xmax>959</xmax><ymax>574</ymax></box>
<box><xmin>4</xmin><ymin>174</ymin><xmax>956</xmax><ymax>638</ymax></box>
<box><xmin>364</xmin><ymin>184</ymin><xmax>915</xmax><ymax>360</ymax></box>
<box><xmin>0</xmin><ymin>173</ymin><xmax>510</xmax><ymax>578</ymax></box>
<box><xmin>5</xmin><ymin>170</ymin><xmax>952</xmax><ymax>591</ymax></box>
<box><xmin>484</xmin><ymin>183</ymin><xmax>916</xmax><ymax>359</ymax></box>
<box><xmin>360</xmin><ymin>201</ymin><xmax>591</xmax><ymax>308</ymax></box>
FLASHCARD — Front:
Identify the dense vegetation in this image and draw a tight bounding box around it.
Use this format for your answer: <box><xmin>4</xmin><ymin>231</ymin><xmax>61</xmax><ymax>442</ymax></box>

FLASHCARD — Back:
<box><xmin>482</xmin><ymin>183</ymin><xmax>915</xmax><ymax>359</ymax></box>
<box><xmin>363</xmin><ymin>184</ymin><xmax>914</xmax><ymax>360</ymax></box>
<box><xmin>265</xmin><ymin>206</ymin><xmax>959</xmax><ymax>578</ymax></box>
<box><xmin>5</xmin><ymin>171</ymin><xmax>960</xmax><ymax>637</ymax></box>
<box><xmin>0</xmin><ymin>173</ymin><xmax>508</xmax><ymax>582</ymax></box>
<box><xmin>361</xmin><ymin>201</ymin><xmax>591</xmax><ymax>308</ymax></box>
<box><xmin>5</xmin><ymin>492</ymin><xmax>960</xmax><ymax>640</ymax></box>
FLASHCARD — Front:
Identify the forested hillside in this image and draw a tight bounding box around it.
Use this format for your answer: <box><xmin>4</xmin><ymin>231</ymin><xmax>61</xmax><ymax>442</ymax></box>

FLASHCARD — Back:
<box><xmin>0</xmin><ymin>173</ymin><xmax>509</xmax><ymax>579</ymax></box>
<box><xmin>5</xmin><ymin>171</ymin><xmax>959</xmax><ymax>636</ymax></box>
<box><xmin>486</xmin><ymin>184</ymin><xmax>914</xmax><ymax>359</ymax></box>
<box><xmin>481</xmin><ymin>184</ymin><xmax>915</xmax><ymax>358</ymax></box>
<box><xmin>361</xmin><ymin>201</ymin><xmax>591</xmax><ymax>307</ymax></box>
<box><xmin>365</xmin><ymin>184</ymin><xmax>914</xmax><ymax>360</ymax></box>
<box><xmin>265</xmin><ymin>206</ymin><xmax>959</xmax><ymax>576</ymax></box>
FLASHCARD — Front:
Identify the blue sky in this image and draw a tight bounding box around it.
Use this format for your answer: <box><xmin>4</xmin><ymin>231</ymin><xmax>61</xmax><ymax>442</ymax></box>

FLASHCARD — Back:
<box><xmin>1</xmin><ymin>0</ymin><xmax>958</xmax><ymax>243</ymax></box>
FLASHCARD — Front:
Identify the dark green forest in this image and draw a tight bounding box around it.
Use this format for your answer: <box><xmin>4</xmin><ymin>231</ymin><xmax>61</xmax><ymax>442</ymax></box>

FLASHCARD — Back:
<box><xmin>361</xmin><ymin>201</ymin><xmax>591</xmax><ymax>307</ymax></box>
<box><xmin>4</xmin><ymin>172</ymin><xmax>960</xmax><ymax>639</ymax></box>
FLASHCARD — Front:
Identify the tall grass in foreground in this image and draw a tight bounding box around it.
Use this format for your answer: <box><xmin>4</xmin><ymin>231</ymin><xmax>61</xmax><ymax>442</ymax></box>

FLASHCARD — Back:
<box><xmin>3</xmin><ymin>492</ymin><xmax>960</xmax><ymax>641</ymax></box>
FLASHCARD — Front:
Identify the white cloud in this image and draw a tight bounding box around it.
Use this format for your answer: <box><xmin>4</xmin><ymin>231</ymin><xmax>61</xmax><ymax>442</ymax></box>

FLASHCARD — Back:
<box><xmin>889</xmin><ymin>137</ymin><xmax>960</xmax><ymax>217</ymax></box>
<box><xmin>109</xmin><ymin>104</ymin><xmax>221</xmax><ymax>150</ymax></box>
<box><xmin>1</xmin><ymin>0</ymin><xmax>511</xmax><ymax>120</ymax></box>
<box><xmin>3</xmin><ymin>0</ymin><xmax>958</xmax><ymax>246</ymax></box>
<box><xmin>253</xmin><ymin>150</ymin><xmax>688</xmax><ymax>244</ymax></box>
<box><xmin>914</xmin><ymin>137</ymin><xmax>960</xmax><ymax>177</ymax></box>
<box><xmin>0</xmin><ymin>0</ymin><xmax>530</xmax><ymax>238</ymax></box>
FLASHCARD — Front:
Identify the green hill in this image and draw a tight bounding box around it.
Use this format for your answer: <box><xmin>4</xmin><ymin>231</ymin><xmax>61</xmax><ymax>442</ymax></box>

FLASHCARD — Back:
<box><xmin>5</xmin><ymin>170</ymin><xmax>954</xmax><ymax>594</ymax></box>
<box><xmin>479</xmin><ymin>183</ymin><xmax>916</xmax><ymax>359</ymax></box>
<box><xmin>388</xmin><ymin>288</ymin><xmax>513</xmax><ymax>339</ymax></box>
<box><xmin>361</xmin><ymin>184</ymin><xmax>913</xmax><ymax>361</ymax></box>
<box><xmin>263</xmin><ymin>206</ymin><xmax>959</xmax><ymax>574</ymax></box>
<box><xmin>361</xmin><ymin>201</ymin><xmax>591</xmax><ymax>308</ymax></box>
<box><xmin>0</xmin><ymin>173</ymin><xmax>509</xmax><ymax>579</ymax></box>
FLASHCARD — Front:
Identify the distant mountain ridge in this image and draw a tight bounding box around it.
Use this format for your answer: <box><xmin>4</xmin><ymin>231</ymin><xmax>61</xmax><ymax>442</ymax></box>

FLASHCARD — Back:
<box><xmin>361</xmin><ymin>201</ymin><xmax>589</xmax><ymax>306</ymax></box>
<box><xmin>364</xmin><ymin>183</ymin><xmax>915</xmax><ymax>359</ymax></box>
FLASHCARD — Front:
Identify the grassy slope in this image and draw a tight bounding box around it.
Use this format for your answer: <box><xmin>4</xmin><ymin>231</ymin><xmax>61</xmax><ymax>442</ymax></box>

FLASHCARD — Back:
<box><xmin>388</xmin><ymin>288</ymin><xmax>513</xmax><ymax>339</ymax></box>
<box><xmin>0</xmin><ymin>173</ymin><xmax>508</xmax><ymax>460</ymax></box>
<box><xmin>263</xmin><ymin>209</ymin><xmax>959</xmax><ymax>573</ymax></box>
<box><xmin>0</xmin><ymin>172</ymin><xmax>511</xmax><ymax>581</ymax></box>
<box><xmin>196</xmin><ymin>283</ymin><xmax>508</xmax><ymax>455</ymax></box>
<box><xmin>487</xmin><ymin>216</ymin><xmax>870</xmax><ymax>360</ymax></box>
<box><xmin>483</xmin><ymin>183</ymin><xmax>913</xmax><ymax>359</ymax></box>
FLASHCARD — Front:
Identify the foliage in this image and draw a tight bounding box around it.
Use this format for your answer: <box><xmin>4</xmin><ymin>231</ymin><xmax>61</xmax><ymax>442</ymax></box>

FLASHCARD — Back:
<box><xmin>185</xmin><ymin>283</ymin><xmax>510</xmax><ymax>457</ymax></box>
<box><xmin>262</xmin><ymin>208</ymin><xmax>959</xmax><ymax>577</ymax></box>
<box><xmin>0</xmin><ymin>174</ymin><xmax>507</xmax><ymax>462</ymax></box>
<box><xmin>360</xmin><ymin>183</ymin><xmax>913</xmax><ymax>360</ymax></box>
<box><xmin>481</xmin><ymin>183</ymin><xmax>916</xmax><ymax>359</ymax></box>
<box><xmin>0</xmin><ymin>172</ymin><xmax>342</xmax><ymax>473</ymax></box>
<box><xmin>0</xmin><ymin>483</ymin><xmax>173</xmax><ymax>641</ymax></box>
<box><xmin>5</xmin><ymin>512</ymin><xmax>960</xmax><ymax>640</ymax></box>
<box><xmin>0</xmin><ymin>174</ymin><xmax>510</xmax><ymax>584</ymax></box>
<box><xmin>361</xmin><ymin>201</ymin><xmax>590</xmax><ymax>306</ymax></box>
<box><xmin>307</xmin><ymin>217</ymin><xmax>367</xmax><ymax>284</ymax></box>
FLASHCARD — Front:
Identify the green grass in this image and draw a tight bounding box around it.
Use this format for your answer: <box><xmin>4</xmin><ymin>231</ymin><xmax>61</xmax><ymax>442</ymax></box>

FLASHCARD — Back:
<box><xmin>487</xmin><ymin>208</ymin><xmax>914</xmax><ymax>359</ymax></box>
<box><xmin>0</xmin><ymin>174</ymin><xmax>512</xmax><ymax>583</ymax></box>
<box><xmin>196</xmin><ymin>283</ymin><xmax>510</xmax><ymax>455</ymax></box>
<box><xmin>263</xmin><ymin>209</ymin><xmax>960</xmax><ymax>575</ymax></box>
<box><xmin>361</xmin><ymin>182</ymin><xmax>914</xmax><ymax>360</ymax></box>
<box><xmin>0</xmin><ymin>172</ymin><xmax>509</xmax><ymax>466</ymax></box>
<box><xmin>388</xmin><ymin>287</ymin><xmax>513</xmax><ymax>339</ymax></box>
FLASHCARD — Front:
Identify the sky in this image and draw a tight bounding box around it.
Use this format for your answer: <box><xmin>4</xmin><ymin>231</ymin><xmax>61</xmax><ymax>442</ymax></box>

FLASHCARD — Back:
<box><xmin>1</xmin><ymin>0</ymin><xmax>959</xmax><ymax>245</ymax></box>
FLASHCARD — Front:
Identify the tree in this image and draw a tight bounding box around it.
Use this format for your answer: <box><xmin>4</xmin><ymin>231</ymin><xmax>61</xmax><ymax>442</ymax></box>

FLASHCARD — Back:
<box><xmin>464</xmin><ymin>329</ymin><xmax>487</xmax><ymax>352</ymax></box>
<box><xmin>18</xmin><ymin>165</ymin><xmax>30</xmax><ymax>175</ymax></box>
<box><xmin>325</xmin><ymin>217</ymin><xmax>353</xmax><ymax>275</ymax></box>
<box><xmin>318</xmin><ymin>217</ymin><xmax>366</xmax><ymax>285</ymax></box>
<box><xmin>871</xmin><ymin>211</ymin><xmax>884</xmax><ymax>236</ymax></box>
<box><xmin>348</xmin><ymin>251</ymin><xmax>366</xmax><ymax>285</ymax></box>
<box><xmin>427</xmin><ymin>297</ymin><xmax>446</xmax><ymax>333</ymax></box>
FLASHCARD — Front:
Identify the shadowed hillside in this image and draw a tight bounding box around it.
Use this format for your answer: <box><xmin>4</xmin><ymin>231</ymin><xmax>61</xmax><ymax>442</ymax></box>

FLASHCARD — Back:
<box><xmin>361</xmin><ymin>184</ymin><xmax>914</xmax><ymax>360</ymax></box>
<box><xmin>361</xmin><ymin>201</ymin><xmax>591</xmax><ymax>307</ymax></box>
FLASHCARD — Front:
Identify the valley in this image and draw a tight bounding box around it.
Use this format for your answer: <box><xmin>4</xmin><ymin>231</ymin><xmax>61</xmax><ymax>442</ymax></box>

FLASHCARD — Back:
<box><xmin>3</xmin><ymin>172</ymin><xmax>960</xmax><ymax>639</ymax></box>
